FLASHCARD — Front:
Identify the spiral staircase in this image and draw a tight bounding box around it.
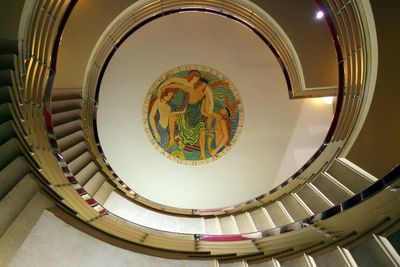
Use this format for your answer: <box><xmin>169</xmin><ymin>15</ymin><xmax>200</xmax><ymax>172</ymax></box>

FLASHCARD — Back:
<box><xmin>0</xmin><ymin>0</ymin><xmax>399</xmax><ymax>266</ymax></box>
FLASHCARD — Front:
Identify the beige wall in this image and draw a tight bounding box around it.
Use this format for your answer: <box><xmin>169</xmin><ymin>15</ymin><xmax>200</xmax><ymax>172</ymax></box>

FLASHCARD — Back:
<box><xmin>347</xmin><ymin>1</ymin><xmax>400</xmax><ymax>177</ymax></box>
<box><xmin>251</xmin><ymin>0</ymin><xmax>338</xmax><ymax>89</ymax></box>
<box><xmin>54</xmin><ymin>0</ymin><xmax>136</xmax><ymax>88</ymax></box>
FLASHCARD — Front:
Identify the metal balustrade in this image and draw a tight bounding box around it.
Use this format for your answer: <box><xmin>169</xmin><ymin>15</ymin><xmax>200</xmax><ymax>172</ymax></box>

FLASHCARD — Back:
<box><xmin>1</xmin><ymin>0</ymin><xmax>399</xmax><ymax>263</ymax></box>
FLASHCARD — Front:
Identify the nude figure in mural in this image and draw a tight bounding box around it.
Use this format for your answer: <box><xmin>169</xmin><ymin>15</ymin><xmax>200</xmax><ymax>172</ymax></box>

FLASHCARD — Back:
<box><xmin>149</xmin><ymin>87</ymin><xmax>185</xmax><ymax>148</ymax></box>
<box><xmin>209</xmin><ymin>97</ymin><xmax>240</xmax><ymax>157</ymax></box>
<box><xmin>157</xmin><ymin>70</ymin><xmax>200</xmax><ymax>98</ymax></box>
<box><xmin>200</xmin><ymin>79</ymin><xmax>230</xmax><ymax>152</ymax></box>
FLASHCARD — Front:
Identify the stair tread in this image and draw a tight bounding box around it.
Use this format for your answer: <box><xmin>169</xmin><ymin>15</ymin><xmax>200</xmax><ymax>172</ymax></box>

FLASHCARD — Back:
<box><xmin>52</xmin><ymin>109</ymin><xmax>81</xmax><ymax>126</ymax></box>
<box><xmin>75</xmin><ymin>161</ymin><xmax>99</xmax><ymax>185</ymax></box>
<box><xmin>279</xmin><ymin>194</ymin><xmax>311</xmax><ymax>221</ymax></box>
<box><xmin>250</xmin><ymin>208</ymin><xmax>274</xmax><ymax>231</ymax></box>
<box><xmin>0</xmin><ymin>138</ymin><xmax>23</xmax><ymax>170</ymax></box>
<box><xmin>350</xmin><ymin>236</ymin><xmax>399</xmax><ymax>267</ymax></box>
<box><xmin>264</xmin><ymin>202</ymin><xmax>292</xmax><ymax>226</ymax></box>
<box><xmin>52</xmin><ymin>88</ymin><xmax>82</xmax><ymax>101</ymax></box>
<box><xmin>311</xmin><ymin>173</ymin><xmax>352</xmax><ymax>205</ymax></box>
<box><xmin>0</xmin><ymin>69</ymin><xmax>14</xmax><ymax>86</ymax></box>
<box><xmin>83</xmin><ymin>171</ymin><xmax>106</xmax><ymax>196</ymax></box>
<box><xmin>68</xmin><ymin>151</ymin><xmax>92</xmax><ymax>174</ymax></box>
<box><xmin>0</xmin><ymin>120</ymin><xmax>17</xmax><ymax>145</ymax></box>
<box><xmin>53</xmin><ymin>119</ymin><xmax>82</xmax><ymax>139</ymax></box>
<box><xmin>280</xmin><ymin>254</ymin><xmax>312</xmax><ymax>267</ymax></box>
<box><xmin>0</xmin><ymin>102</ymin><xmax>13</xmax><ymax>123</ymax></box>
<box><xmin>295</xmin><ymin>184</ymin><xmax>332</xmax><ymax>214</ymax></box>
<box><xmin>61</xmin><ymin>140</ymin><xmax>87</xmax><ymax>163</ymax></box>
<box><xmin>0</xmin><ymin>174</ymin><xmax>39</xmax><ymax>236</ymax></box>
<box><xmin>327</xmin><ymin>159</ymin><xmax>372</xmax><ymax>194</ymax></box>
<box><xmin>235</xmin><ymin>213</ymin><xmax>256</xmax><ymax>233</ymax></box>
<box><xmin>93</xmin><ymin>181</ymin><xmax>114</xmax><ymax>205</ymax></box>
<box><xmin>57</xmin><ymin>130</ymin><xmax>85</xmax><ymax>151</ymax></box>
<box><xmin>313</xmin><ymin>247</ymin><xmax>356</xmax><ymax>267</ymax></box>
<box><xmin>0</xmin><ymin>156</ymin><xmax>30</xmax><ymax>199</ymax></box>
<box><xmin>0</xmin><ymin>86</ymin><xmax>12</xmax><ymax>104</ymax></box>
<box><xmin>0</xmin><ymin>192</ymin><xmax>53</xmax><ymax>267</ymax></box>
<box><xmin>51</xmin><ymin>99</ymin><xmax>81</xmax><ymax>113</ymax></box>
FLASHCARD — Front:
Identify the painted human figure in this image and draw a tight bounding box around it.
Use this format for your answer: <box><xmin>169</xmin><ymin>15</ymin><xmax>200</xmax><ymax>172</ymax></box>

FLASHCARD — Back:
<box><xmin>200</xmin><ymin>80</ymin><xmax>230</xmax><ymax>152</ymax></box>
<box><xmin>157</xmin><ymin>70</ymin><xmax>200</xmax><ymax>98</ymax></box>
<box><xmin>209</xmin><ymin>97</ymin><xmax>240</xmax><ymax>157</ymax></box>
<box><xmin>173</xmin><ymin>77</ymin><xmax>210</xmax><ymax>159</ymax></box>
<box><xmin>149</xmin><ymin>87</ymin><xmax>185</xmax><ymax>148</ymax></box>
<box><xmin>160</xmin><ymin>70</ymin><xmax>202</xmax><ymax>150</ymax></box>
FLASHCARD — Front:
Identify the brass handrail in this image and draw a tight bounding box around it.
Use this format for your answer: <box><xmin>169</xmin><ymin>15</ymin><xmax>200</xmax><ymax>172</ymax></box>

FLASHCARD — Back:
<box><xmin>11</xmin><ymin>0</ymin><xmax>398</xmax><ymax>261</ymax></box>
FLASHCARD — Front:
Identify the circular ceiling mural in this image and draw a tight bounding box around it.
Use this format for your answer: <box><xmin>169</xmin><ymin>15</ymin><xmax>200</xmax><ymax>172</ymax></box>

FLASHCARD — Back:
<box><xmin>97</xmin><ymin>12</ymin><xmax>333</xmax><ymax>208</ymax></box>
<box><xmin>143</xmin><ymin>65</ymin><xmax>243</xmax><ymax>165</ymax></box>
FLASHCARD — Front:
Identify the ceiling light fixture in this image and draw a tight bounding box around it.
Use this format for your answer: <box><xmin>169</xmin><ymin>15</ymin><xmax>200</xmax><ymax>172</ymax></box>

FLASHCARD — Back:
<box><xmin>316</xmin><ymin>11</ymin><xmax>324</xmax><ymax>20</ymax></box>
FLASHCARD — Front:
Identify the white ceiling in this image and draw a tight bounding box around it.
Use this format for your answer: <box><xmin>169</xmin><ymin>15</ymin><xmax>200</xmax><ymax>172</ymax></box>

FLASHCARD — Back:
<box><xmin>97</xmin><ymin>12</ymin><xmax>333</xmax><ymax>209</ymax></box>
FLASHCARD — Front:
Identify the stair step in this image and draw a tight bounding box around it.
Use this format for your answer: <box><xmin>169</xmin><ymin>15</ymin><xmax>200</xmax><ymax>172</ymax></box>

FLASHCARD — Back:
<box><xmin>0</xmin><ymin>86</ymin><xmax>22</xmax><ymax>117</ymax></box>
<box><xmin>327</xmin><ymin>159</ymin><xmax>373</xmax><ymax>194</ymax></box>
<box><xmin>68</xmin><ymin>151</ymin><xmax>92</xmax><ymax>174</ymax></box>
<box><xmin>57</xmin><ymin>130</ymin><xmax>85</xmax><ymax>151</ymax></box>
<box><xmin>0</xmin><ymin>156</ymin><xmax>30</xmax><ymax>199</ymax></box>
<box><xmin>0</xmin><ymin>192</ymin><xmax>54</xmax><ymax>267</ymax></box>
<box><xmin>0</xmin><ymin>86</ymin><xmax>12</xmax><ymax>104</ymax></box>
<box><xmin>0</xmin><ymin>69</ymin><xmax>13</xmax><ymax>86</ymax></box>
<box><xmin>53</xmin><ymin>119</ymin><xmax>82</xmax><ymax>139</ymax></box>
<box><xmin>280</xmin><ymin>254</ymin><xmax>315</xmax><ymax>267</ymax></box>
<box><xmin>311</xmin><ymin>173</ymin><xmax>353</xmax><ymax>204</ymax></box>
<box><xmin>52</xmin><ymin>109</ymin><xmax>81</xmax><ymax>126</ymax></box>
<box><xmin>61</xmin><ymin>140</ymin><xmax>87</xmax><ymax>163</ymax></box>
<box><xmin>248</xmin><ymin>258</ymin><xmax>280</xmax><ymax>267</ymax></box>
<box><xmin>264</xmin><ymin>202</ymin><xmax>293</xmax><ymax>226</ymax></box>
<box><xmin>0</xmin><ymin>174</ymin><xmax>39</xmax><ymax>236</ymax></box>
<box><xmin>219</xmin><ymin>215</ymin><xmax>239</xmax><ymax>234</ymax></box>
<box><xmin>52</xmin><ymin>88</ymin><xmax>82</xmax><ymax>101</ymax></box>
<box><xmin>0</xmin><ymin>54</ymin><xmax>18</xmax><ymax>70</ymax></box>
<box><xmin>0</xmin><ymin>138</ymin><xmax>22</xmax><ymax>170</ymax></box>
<box><xmin>249</xmin><ymin>207</ymin><xmax>275</xmax><ymax>230</ymax></box>
<box><xmin>0</xmin><ymin>103</ymin><xmax>13</xmax><ymax>123</ymax></box>
<box><xmin>279</xmin><ymin>194</ymin><xmax>311</xmax><ymax>221</ymax></box>
<box><xmin>313</xmin><ymin>246</ymin><xmax>357</xmax><ymax>267</ymax></box>
<box><xmin>51</xmin><ymin>99</ymin><xmax>81</xmax><ymax>113</ymax></box>
<box><xmin>93</xmin><ymin>181</ymin><xmax>114</xmax><ymax>205</ymax></box>
<box><xmin>0</xmin><ymin>120</ymin><xmax>17</xmax><ymax>145</ymax></box>
<box><xmin>83</xmin><ymin>171</ymin><xmax>106</xmax><ymax>196</ymax></box>
<box><xmin>75</xmin><ymin>161</ymin><xmax>98</xmax><ymax>185</ymax></box>
<box><xmin>295</xmin><ymin>184</ymin><xmax>332</xmax><ymax>214</ymax></box>
<box><xmin>350</xmin><ymin>235</ymin><xmax>400</xmax><ymax>267</ymax></box>
<box><xmin>205</xmin><ymin>217</ymin><xmax>222</xmax><ymax>235</ymax></box>
<box><xmin>235</xmin><ymin>212</ymin><xmax>257</xmax><ymax>233</ymax></box>
<box><xmin>219</xmin><ymin>261</ymin><xmax>248</xmax><ymax>267</ymax></box>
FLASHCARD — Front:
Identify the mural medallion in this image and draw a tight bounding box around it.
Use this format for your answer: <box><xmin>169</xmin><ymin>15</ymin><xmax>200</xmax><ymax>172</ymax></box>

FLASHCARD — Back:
<box><xmin>143</xmin><ymin>65</ymin><xmax>243</xmax><ymax>165</ymax></box>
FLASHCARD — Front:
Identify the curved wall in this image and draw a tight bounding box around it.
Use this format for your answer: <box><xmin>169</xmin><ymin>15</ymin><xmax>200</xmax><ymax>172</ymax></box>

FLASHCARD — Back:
<box><xmin>97</xmin><ymin>12</ymin><xmax>333</xmax><ymax>208</ymax></box>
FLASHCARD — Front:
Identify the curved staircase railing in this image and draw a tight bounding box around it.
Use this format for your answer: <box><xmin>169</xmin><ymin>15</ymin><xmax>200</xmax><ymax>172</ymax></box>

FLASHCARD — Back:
<box><xmin>1</xmin><ymin>0</ymin><xmax>398</xmax><ymax>262</ymax></box>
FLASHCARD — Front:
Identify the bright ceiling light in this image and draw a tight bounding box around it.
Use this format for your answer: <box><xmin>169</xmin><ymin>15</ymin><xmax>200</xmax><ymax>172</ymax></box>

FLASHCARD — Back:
<box><xmin>323</xmin><ymin>96</ymin><xmax>334</xmax><ymax>104</ymax></box>
<box><xmin>316</xmin><ymin>11</ymin><xmax>324</xmax><ymax>19</ymax></box>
